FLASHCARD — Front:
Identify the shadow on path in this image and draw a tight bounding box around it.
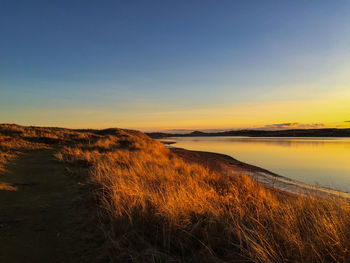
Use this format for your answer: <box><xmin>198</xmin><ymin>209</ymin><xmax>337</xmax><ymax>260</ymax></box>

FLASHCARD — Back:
<box><xmin>0</xmin><ymin>149</ymin><xmax>82</xmax><ymax>263</ymax></box>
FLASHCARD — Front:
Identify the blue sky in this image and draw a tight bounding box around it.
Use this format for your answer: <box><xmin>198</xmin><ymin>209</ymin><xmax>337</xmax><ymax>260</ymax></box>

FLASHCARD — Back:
<box><xmin>1</xmin><ymin>0</ymin><xmax>350</xmax><ymax>130</ymax></box>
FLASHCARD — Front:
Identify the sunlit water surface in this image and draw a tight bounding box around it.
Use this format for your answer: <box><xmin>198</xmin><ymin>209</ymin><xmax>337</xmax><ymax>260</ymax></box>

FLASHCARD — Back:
<box><xmin>166</xmin><ymin>137</ymin><xmax>350</xmax><ymax>192</ymax></box>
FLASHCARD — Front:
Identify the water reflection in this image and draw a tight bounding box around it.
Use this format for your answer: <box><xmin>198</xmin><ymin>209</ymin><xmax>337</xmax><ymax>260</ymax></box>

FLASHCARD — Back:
<box><xmin>168</xmin><ymin>137</ymin><xmax>350</xmax><ymax>192</ymax></box>
<box><xmin>190</xmin><ymin>137</ymin><xmax>350</xmax><ymax>147</ymax></box>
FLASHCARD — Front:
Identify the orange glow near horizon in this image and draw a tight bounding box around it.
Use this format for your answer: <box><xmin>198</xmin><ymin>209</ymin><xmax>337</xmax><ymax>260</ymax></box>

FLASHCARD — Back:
<box><xmin>121</xmin><ymin>94</ymin><xmax>350</xmax><ymax>131</ymax></box>
<box><xmin>2</xmin><ymin>90</ymin><xmax>350</xmax><ymax>131</ymax></box>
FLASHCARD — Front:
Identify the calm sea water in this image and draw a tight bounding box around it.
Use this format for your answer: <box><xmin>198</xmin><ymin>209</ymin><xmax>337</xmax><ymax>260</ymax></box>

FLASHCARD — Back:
<box><xmin>166</xmin><ymin>137</ymin><xmax>350</xmax><ymax>192</ymax></box>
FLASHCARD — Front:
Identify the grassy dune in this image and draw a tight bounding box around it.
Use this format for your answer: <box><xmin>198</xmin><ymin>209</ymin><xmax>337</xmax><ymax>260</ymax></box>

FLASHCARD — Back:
<box><xmin>1</xmin><ymin>124</ymin><xmax>350</xmax><ymax>262</ymax></box>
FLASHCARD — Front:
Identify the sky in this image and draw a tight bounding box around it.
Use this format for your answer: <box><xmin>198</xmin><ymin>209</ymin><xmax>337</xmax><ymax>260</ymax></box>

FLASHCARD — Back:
<box><xmin>1</xmin><ymin>0</ymin><xmax>350</xmax><ymax>131</ymax></box>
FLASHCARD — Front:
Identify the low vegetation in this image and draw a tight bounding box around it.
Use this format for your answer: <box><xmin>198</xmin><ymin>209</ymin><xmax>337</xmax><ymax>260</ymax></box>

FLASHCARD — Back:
<box><xmin>0</xmin><ymin>125</ymin><xmax>47</xmax><ymax>171</ymax></box>
<box><xmin>1</xmin><ymin>124</ymin><xmax>350</xmax><ymax>262</ymax></box>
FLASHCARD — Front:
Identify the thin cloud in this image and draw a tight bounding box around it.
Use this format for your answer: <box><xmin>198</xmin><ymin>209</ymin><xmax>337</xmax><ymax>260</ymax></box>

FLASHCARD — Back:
<box><xmin>345</xmin><ymin>120</ymin><xmax>350</xmax><ymax>123</ymax></box>
<box><xmin>263</xmin><ymin>123</ymin><xmax>297</xmax><ymax>129</ymax></box>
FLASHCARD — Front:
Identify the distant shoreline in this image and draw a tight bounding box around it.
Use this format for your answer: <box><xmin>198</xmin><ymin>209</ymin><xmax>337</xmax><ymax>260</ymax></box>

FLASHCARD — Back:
<box><xmin>147</xmin><ymin>128</ymin><xmax>350</xmax><ymax>139</ymax></box>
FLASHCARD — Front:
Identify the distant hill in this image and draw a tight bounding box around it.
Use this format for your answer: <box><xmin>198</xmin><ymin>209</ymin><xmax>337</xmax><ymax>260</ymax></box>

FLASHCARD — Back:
<box><xmin>147</xmin><ymin>128</ymin><xmax>350</xmax><ymax>138</ymax></box>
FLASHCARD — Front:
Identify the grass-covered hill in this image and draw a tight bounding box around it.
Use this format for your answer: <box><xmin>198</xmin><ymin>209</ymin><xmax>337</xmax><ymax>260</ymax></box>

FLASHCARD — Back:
<box><xmin>1</xmin><ymin>124</ymin><xmax>350</xmax><ymax>262</ymax></box>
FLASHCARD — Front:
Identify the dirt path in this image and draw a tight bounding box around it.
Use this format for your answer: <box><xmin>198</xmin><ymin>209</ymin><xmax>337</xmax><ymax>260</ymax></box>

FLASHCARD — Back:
<box><xmin>0</xmin><ymin>149</ymin><xmax>83</xmax><ymax>263</ymax></box>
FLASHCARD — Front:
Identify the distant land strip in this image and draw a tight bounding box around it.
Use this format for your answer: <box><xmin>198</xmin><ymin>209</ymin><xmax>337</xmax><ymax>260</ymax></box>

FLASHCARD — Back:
<box><xmin>146</xmin><ymin>128</ymin><xmax>350</xmax><ymax>138</ymax></box>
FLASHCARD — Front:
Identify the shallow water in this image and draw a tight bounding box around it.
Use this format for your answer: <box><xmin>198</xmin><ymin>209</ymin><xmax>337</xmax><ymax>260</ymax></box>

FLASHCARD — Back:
<box><xmin>166</xmin><ymin>137</ymin><xmax>350</xmax><ymax>192</ymax></box>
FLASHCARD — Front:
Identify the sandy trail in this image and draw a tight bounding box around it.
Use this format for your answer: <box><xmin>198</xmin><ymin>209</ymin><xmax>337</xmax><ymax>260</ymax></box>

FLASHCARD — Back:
<box><xmin>0</xmin><ymin>149</ymin><xmax>81</xmax><ymax>263</ymax></box>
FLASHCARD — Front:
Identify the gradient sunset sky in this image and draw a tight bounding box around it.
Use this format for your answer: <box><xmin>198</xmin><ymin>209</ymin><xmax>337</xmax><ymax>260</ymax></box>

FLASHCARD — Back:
<box><xmin>1</xmin><ymin>0</ymin><xmax>350</xmax><ymax>131</ymax></box>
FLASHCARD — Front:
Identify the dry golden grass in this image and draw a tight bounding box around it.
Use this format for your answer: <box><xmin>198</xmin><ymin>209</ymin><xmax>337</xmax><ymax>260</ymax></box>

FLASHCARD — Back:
<box><xmin>2</xmin><ymin>124</ymin><xmax>349</xmax><ymax>262</ymax></box>
<box><xmin>57</xmin><ymin>128</ymin><xmax>350</xmax><ymax>263</ymax></box>
<box><xmin>0</xmin><ymin>182</ymin><xmax>17</xmax><ymax>191</ymax></box>
<box><xmin>0</xmin><ymin>123</ymin><xmax>93</xmax><ymax>143</ymax></box>
<box><xmin>0</xmin><ymin>134</ymin><xmax>44</xmax><ymax>171</ymax></box>
<box><xmin>0</xmin><ymin>124</ymin><xmax>97</xmax><ymax>171</ymax></box>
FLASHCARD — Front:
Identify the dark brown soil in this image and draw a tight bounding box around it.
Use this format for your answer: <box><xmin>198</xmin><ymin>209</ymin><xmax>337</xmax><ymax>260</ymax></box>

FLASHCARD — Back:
<box><xmin>171</xmin><ymin>148</ymin><xmax>280</xmax><ymax>176</ymax></box>
<box><xmin>0</xmin><ymin>149</ymin><xmax>85</xmax><ymax>263</ymax></box>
